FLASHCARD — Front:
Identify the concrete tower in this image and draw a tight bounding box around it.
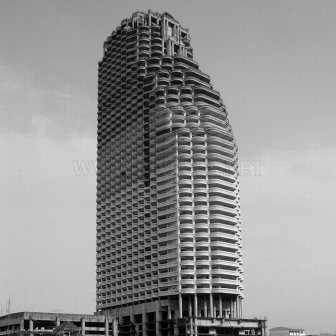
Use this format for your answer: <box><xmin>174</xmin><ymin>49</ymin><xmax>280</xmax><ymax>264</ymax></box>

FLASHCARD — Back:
<box><xmin>97</xmin><ymin>10</ymin><xmax>265</xmax><ymax>336</ymax></box>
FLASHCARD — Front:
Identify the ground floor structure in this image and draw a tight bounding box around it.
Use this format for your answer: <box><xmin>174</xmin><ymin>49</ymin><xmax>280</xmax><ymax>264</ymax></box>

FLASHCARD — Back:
<box><xmin>99</xmin><ymin>296</ymin><xmax>266</xmax><ymax>336</ymax></box>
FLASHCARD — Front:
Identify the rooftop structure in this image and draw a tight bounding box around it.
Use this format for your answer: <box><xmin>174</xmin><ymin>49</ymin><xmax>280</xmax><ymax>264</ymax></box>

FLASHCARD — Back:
<box><xmin>96</xmin><ymin>10</ymin><xmax>265</xmax><ymax>336</ymax></box>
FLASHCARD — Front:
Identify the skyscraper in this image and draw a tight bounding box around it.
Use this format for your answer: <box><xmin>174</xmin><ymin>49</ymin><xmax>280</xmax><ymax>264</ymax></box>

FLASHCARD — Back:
<box><xmin>96</xmin><ymin>10</ymin><xmax>265</xmax><ymax>336</ymax></box>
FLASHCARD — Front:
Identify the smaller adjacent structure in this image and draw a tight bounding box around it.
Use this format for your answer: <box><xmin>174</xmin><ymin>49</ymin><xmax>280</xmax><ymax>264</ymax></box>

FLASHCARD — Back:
<box><xmin>0</xmin><ymin>312</ymin><xmax>111</xmax><ymax>336</ymax></box>
<box><xmin>270</xmin><ymin>327</ymin><xmax>306</xmax><ymax>336</ymax></box>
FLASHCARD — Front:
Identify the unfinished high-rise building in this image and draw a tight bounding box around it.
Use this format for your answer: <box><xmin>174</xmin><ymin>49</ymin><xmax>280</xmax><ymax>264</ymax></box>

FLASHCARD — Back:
<box><xmin>96</xmin><ymin>10</ymin><xmax>266</xmax><ymax>336</ymax></box>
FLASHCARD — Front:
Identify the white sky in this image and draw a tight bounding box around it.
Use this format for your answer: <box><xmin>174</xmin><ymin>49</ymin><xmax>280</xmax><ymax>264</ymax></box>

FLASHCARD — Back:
<box><xmin>1</xmin><ymin>1</ymin><xmax>336</xmax><ymax>334</ymax></box>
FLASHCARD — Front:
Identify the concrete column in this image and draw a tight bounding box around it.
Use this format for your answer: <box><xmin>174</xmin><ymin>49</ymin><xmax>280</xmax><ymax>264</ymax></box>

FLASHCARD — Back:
<box><xmin>156</xmin><ymin>300</ymin><xmax>162</xmax><ymax>336</ymax></box>
<box><xmin>142</xmin><ymin>304</ymin><xmax>147</xmax><ymax>336</ymax></box>
<box><xmin>112</xmin><ymin>319</ymin><xmax>118</xmax><ymax>336</ymax></box>
<box><xmin>203</xmin><ymin>296</ymin><xmax>207</xmax><ymax>317</ymax></box>
<box><xmin>178</xmin><ymin>293</ymin><xmax>183</xmax><ymax>318</ymax></box>
<box><xmin>188</xmin><ymin>295</ymin><xmax>192</xmax><ymax>316</ymax></box>
<box><xmin>240</xmin><ymin>297</ymin><xmax>243</xmax><ymax>318</ymax></box>
<box><xmin>189</xmin><ymin>316</ymin><xmax>194</xmax><ymax>336</ymax></box>
<box><xmin>29</xmin><ymin>319</ymin><xmax>34</xmax><ymax>336</ymax></box>
<box><xmin>81</xmin><ymin>318</ymin><xmax>85</xmax><ymax>336</ymax></box>
<box><xmin>167</xmin><ymin>300</ymin><xmax>172</xmax><ymax>320</ymax></box>
<box><xmin>105</xmin><ymin>317</ymin><xmax>109</xmax><ymax>336</ymax></box>
<box><xmin>167</xmin><ymin>40</ymin><xmax>171</xmax><ymax>57</ymax></box>
<box><xmin>209</xmin><ymin>293</ymin><xmax>213</xmax><ymax>318</ymax></box>
<box><xmin>219</xmin><ymin>295</ymin><xmax>223</xmax><ymax>318</ymax></box>
<box><xmin>230</xmin><ymin>299</ymin><xmax>233</xmax><ymax>319</ymax></box>
<box><xmin>194</xmin><ymin>294</ymin><xmax>198</xmax><ymax>317</ymax></box>
<box><xmin>233</xmin><ymin>300</ymin><xmax>237</xmax><ymax>319</ymax></box>
<box><xmin>236</xmin><ymin>298</ymin><xmax>239</xmax><ymax>319</ymax></box>
<box><xmin>56</xmin><ymin>317</ymin><xmax>60</xmax><ymax>327</ymax></box>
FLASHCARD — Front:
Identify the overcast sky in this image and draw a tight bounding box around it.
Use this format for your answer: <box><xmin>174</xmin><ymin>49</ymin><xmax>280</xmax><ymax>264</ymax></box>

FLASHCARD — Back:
<box><xmin>1</xmin><ymin>1</ymin><xmax>336</xmax><ymax>334</ymax></box>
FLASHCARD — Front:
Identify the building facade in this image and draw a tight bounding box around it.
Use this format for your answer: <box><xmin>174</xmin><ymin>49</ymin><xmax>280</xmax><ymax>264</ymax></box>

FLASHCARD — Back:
<box><xmin>0</xmin><ymin>312</ymin><xmax>112</xmax><ymax>336</ymax></box>
<box><xmin>96</xmin><ymin>10</ymin><xmax>265</xmax><ymax>336</ymax></box>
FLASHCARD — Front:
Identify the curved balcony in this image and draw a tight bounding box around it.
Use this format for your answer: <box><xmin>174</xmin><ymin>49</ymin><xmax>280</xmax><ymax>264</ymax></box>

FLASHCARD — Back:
<box><xmin>207</xmin><ymin>161</ymin><xmax>236</xmax><ymax>175</ymax></box>
<box><xmin>180</xmin><ymin>250</ymin><xmax>195</xmax><ymax>257</ymax></box>
<box><xmin>209</xmin><ymin>199</ymin><xmax>237</xmax><ymax>213</ymax></box>
<box><xmin>178</xmin><ymin>188</ymin><xmax>192</xmax><ymax>196</ymax></box>
<box><xmin>147</xmin><ymin>56</ymin><xmax>161</xmax><ymax>65</ymax></box>
<box><xmin>207</xmin><ymin>143</ymin><xmax>235</xmax><ymax>158</ymax></box>
<box><xmin>138</xmin><ymin>31</ymin><xmax>150</xmax><ymax>39</ymax></box>
<box><xmin>209</xmin><ymin>213</ymin><xmax>237</xmax><ymax>225</ymax></box>
<box><xmin>179</xmin><ymin>213</ymin><xmax>194</xmax><ymax>221</ymax></box>
<box><xmin>195</xmin><ymin>94</ymin><xmax>221</xmax><ymax>108</ymax></box>
<box><xmin>180</xmin><ymin>94</ymin><xmax>193</xmax><ymax>104</ymax></box>
<box><xmin>207</xmin><ymin>170</ymin><xmax>236</xmax><ymax>184</ymax></box>
<box><xmin>209</xmin><ymin>205</ymin><xmax>237</xmax><ymax>218</ymax></box>
<box><xmin>194</xmin><ymin>86</ymin><xmax>220</xmax><ymax>100</ymax></box>
<box><xmin>208</xmin><ymin>179</ymin><xmax>236</xmax><ymax>192</ymax></box>
<box><xmin>201</xmin><ymin>116</ymin><xmax>228</xmax><ymax>131</ymax></box>
<box><xmin>210</xmin><ymin>231</ymin><xmax>238</xmax><ymax>242</ymax></box>
<box><xmin>151</xmin><ymin>45</ymin><xmax>163</xmax><ymax>54</ymax></box>
<box><xmin>210</xmin><ymin>222</ymin><xmax>239</xmax><ymax>234</ymax></box>
<box><xmin>210</xmin><ymin>240</ymin><xmax>239</xmax><ymax>251</ymax></box>
<box><xmin>195</xmin><ymin>279</ymin><xmax>210</xmax><ymax>285</ymax></box>
<box><xmin>151</xmin><ymin>35</ymin><xmax>162</xmax><ymax>43</ymax></box>
<box><xmin>155</xmin><ymin>97</ymin><xmax>166</xmax><ymax>106</ymax></box>
<box><xmin>138</xmin><ymin>49</ymin><xmax>150</xmax><ymax>58</ymax></box>
<box><xmin>184</xmin><ymin>76</ymin><xmax>210</xmax><ymax>88</ymax></box>
<box><xmin>172</xmin><ymin>62</ymin><xmax>188</xmax><ymax>71</ymax></box>
<box><xmin>211</xmin><ymin>251</ymin><xmax>238</xmax><ymax>262</ymax></box>
<box><xmin>147</xmin><ymin>64</ymin><xmax>161</xmax><ymax>73</ymax></box>
<box><xmin>171</xmin><ymin>78</ymin><xmax>184</xmax><ymax>86</ymax></box>
<box><xmin>138</xmin><ymin>36</ymin><xmax>150</xmax><ymax>46</ymax></box>
<box><xmin>161</xmin><ymin>63</ymin><xmax>173</xmax><ymax>71</ymax></box>
<box><xmin>211</xmin><ymin>263</ymin><xmax>239</xmax><ymax>271</ymax></box>
<box><xmin>174</xmin><ymin>55</ymin><xmax>199</xmax><ymax>69</ymax></box>
<box><xmin>177</xmin><ymin>152</ymin><xmax>192</xmax><ymax>159</ymax></box>
<box><xmin>157</xmin><ymin>78</ymin><xmax>170</xmax><ymax>86</ymax></box>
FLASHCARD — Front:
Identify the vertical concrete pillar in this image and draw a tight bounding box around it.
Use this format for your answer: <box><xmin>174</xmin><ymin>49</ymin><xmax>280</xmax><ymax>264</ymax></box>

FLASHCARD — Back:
<box><xmin>156</xmin><ymin>300</ymin><xmax>162</xmax><ymax>336</ymax></box>
<box><xmin>194</xmin><ymin>294</ymin><xmax>198</xmax><ymax>317</ymax></box>
<box><xmin>167</xmin><ymin>40</ymin><xmax>171</xmax><ymax>57</ymax></box>
<box><xmin>189</xmin><ymin>316</ymin><xmax>194</xmax><ymax>336</ymax></box>
<box><xmin>167</xmin><ymin>300</ymin><xmax>172</xmax><ymax>320</ymax></box>
<box><xmin>112</xmin><ymin>319</ymin><xmax>118</xmax><ymax>336</ymax></box>
<box><xmin>178</xmin><ymin>293</ymin><xmax>183</xmax><ymax>318</ymax></box>
<box><xmin>209</xmin><ymin>293</ymin><xmax>213</xmax><ymax>318</ymax></box>
<box><xmin>230</xmin><ymin>299</ymin><xmax>233</xmax><ymax>318</ymax></box>
<box><xmin>130</xmin><ymin>305</ymin><xmax>135</xmax><ymax>324</ymax></box>
<box><xmin>240</xmin><ymin>297</ymin><xmax>243</xmax><ymax>318</ymax></box>
<box><xmin>29</xmin><ymin>319</ymin><xmax>34</xmax><ymax>336</ymax></box>
<box><xmin>188</xmin><ymin>295</ymin><xmax>192</xmax><ymax>316</ymax></box>
<box><xmin>105</xmin><ymin>317</ymin><xmax>109</xmax><ymax>336</ymax></box>
<box><xmin>81</xmin><ymin>318</ymin><xmax>85</xmax><ymax>336</ymax></box>
<box><xmin>142</xmin><ymin>304</ymin><xmax>147</xmax><ymax>336</ymax></box>
<box><xmin>219</xmin><ymin>295</ymin><xmax>223</xmax><ymax>318</ymax></box>
<box><xmin>56</xmin><ymin>317</ymin><xmax>60</xmax><ymax>327</ymax></box>
<box><xmin>203</xmin><ymin>296</ymin><xmax>207</xmax><ymax>317</ymax></box>
<box><xmin>236</xmin><ymin>298</ymin><xmax>239</xmax><ymax>319</ymax></box>
<box><xmin>233</xmin><ymin>300</ymin><xmax>237</xmax><ymax>319</ymax></box>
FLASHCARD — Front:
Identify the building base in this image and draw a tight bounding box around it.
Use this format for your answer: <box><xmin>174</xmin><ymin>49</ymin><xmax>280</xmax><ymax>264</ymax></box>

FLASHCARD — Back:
<box><xmin>100</xmin><ymin>298</ymin><xmax>266</xmax><ymax>336</ymax></box>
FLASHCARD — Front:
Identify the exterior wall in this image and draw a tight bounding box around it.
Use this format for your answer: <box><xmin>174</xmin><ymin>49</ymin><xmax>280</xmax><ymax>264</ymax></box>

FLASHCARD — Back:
<box><xmin>0</xmin><ymin>312</ymin><xmax>110</xmax><ymax>336</ymax></box>
<box><xmin>96</xmin><ymin>10</ymin><xmax>243</xmax><ymax>317</ymax></box>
